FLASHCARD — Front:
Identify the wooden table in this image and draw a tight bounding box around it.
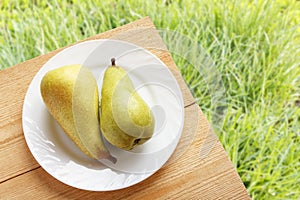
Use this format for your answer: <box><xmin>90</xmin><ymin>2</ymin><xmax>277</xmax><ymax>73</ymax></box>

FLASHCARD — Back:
<box><xmin>0</xmin><ymin>17</ymin><xmax>250</xmax><ymax>199</ymax></box>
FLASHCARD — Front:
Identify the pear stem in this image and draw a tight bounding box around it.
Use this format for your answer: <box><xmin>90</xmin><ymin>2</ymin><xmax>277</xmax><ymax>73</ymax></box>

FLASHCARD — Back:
<box><xmin>111</xmin><ymin>58</ymin><xmax>116</xmax><ymax>66</ymax></box>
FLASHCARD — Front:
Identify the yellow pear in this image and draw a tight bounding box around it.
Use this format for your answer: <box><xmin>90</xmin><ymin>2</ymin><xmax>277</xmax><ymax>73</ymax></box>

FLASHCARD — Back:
<box><xmin>40</xmin><ymin>64</ymin><xmax>115</xmax><ymax>162</ymax></box>
<box><xmin>100</xmin><ymin>58</ymin><xmax>155</xmax><ymax>150</ymax></box>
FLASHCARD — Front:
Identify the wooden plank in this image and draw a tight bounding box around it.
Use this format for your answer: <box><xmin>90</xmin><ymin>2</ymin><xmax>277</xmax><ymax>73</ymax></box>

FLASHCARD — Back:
<box><xmin>0</xmin><ymin>133</ymin><xmax>39</xmax><ymax>183</ymax></box>
<box><xmin>0</xmin><ymin>17</ymin><xmax>249</xmax><ymax>199</ymax></box>
<box><xmin>0</xmin><ymin>104</ymin><xmax>249</xmax><ymax>199</ymax></box>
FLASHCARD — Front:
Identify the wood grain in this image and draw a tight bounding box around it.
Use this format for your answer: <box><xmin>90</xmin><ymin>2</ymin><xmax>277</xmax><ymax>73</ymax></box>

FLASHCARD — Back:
<box><xmin>0</xmin><ymin>17</ymin><xmax>250</xmax><ymax>199</ymax></box>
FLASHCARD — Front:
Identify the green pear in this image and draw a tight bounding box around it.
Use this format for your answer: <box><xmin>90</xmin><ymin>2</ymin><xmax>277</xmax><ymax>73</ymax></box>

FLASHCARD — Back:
<box><xmin>100</xmin><ymin>58</ymin><xmax>155</xmax><ymax>150</ymax></box>
<box><xmin>40</xmin><ymin>64</ymin><xmax>115</xmax><ymax>162</ymax></box>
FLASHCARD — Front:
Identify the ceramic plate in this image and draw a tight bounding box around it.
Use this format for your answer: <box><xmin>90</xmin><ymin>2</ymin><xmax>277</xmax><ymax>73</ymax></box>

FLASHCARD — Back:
<box><xmin>22</xmin><ymin>39</ymin><xmax>184</xmax><ymax>191</ymax></box>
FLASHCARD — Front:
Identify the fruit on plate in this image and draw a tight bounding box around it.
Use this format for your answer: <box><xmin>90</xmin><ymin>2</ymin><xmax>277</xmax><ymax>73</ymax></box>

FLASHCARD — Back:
<box><xmin>100</xmin><ymin>58</ymin><xmax>155</xmax><ymax>150</ymax></box>
<box><xmin>40</xmin><ymin>65</ymin><xmax>116</xmax><ymax>163</ymax></box>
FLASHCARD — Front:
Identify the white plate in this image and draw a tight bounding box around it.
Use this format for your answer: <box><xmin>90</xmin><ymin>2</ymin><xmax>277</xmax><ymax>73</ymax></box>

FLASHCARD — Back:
<box><xmin>22</xmin><ymin>39</ymin><xmax>184</xmax><ymax>191</ymax></box>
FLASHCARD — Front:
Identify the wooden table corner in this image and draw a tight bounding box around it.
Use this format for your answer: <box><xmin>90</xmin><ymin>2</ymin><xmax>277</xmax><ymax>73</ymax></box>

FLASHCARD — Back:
<box><xmin>0</xmin><ymin>17</ymin><xmax>250</xmax><ymax>199</ymax></box>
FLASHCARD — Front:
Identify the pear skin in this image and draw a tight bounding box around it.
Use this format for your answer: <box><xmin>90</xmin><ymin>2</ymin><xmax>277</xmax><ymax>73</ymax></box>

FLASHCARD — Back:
<box><xmin>40</xmin><ymin>65</ymin><xmax>116</xmax><ymax>162</ymax></box>
<box><xmin>100</xmin><ymin>58</ymin><xmax>155</xmax><ymax>150</ymax></box>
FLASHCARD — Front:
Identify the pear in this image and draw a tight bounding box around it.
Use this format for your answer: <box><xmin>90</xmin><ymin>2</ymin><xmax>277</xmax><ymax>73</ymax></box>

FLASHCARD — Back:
<box><xmin>100</xmin><ymin>58</ymin><xmax>155</xmax><ymax>150</ymax></box>
<box><xmin>40</xmin><ymin>64</ymin><xmax>115</xmax><ymax>163</ymax></box>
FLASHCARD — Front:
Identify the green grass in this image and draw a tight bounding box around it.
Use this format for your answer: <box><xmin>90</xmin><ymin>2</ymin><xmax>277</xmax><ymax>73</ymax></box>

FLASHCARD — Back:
<box><xmin>1</xmin><ymin>0</ymin><xmax>299</xmax><ymax>199</ymax></box>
